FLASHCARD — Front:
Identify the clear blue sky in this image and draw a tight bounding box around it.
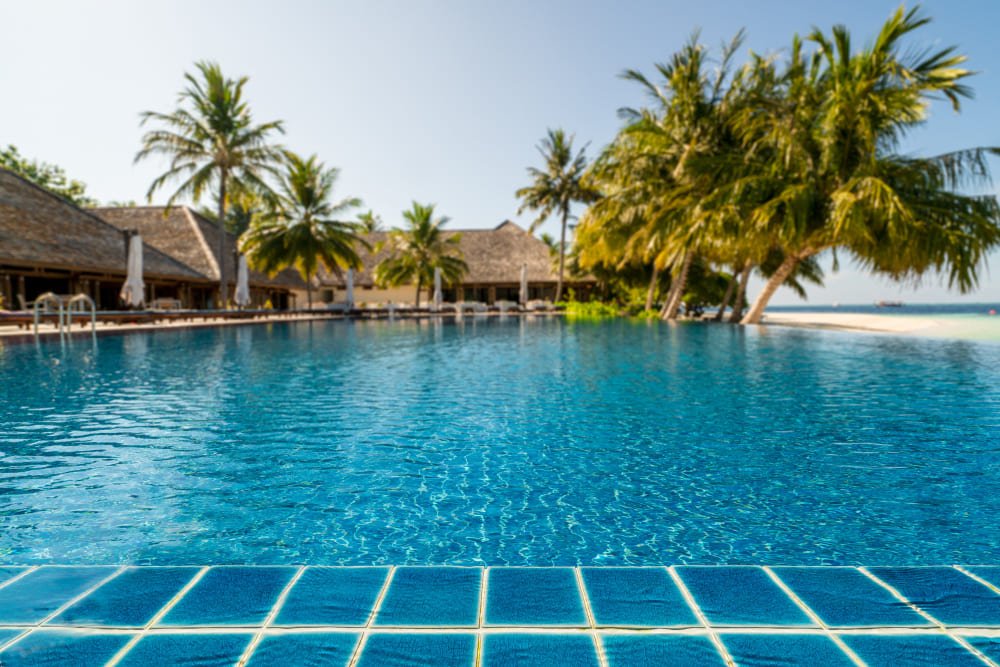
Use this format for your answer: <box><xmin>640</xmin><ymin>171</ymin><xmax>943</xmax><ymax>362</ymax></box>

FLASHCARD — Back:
<box><xmin>3</xmin><ymin>0</ymin><xmax>999</xmax><ymax>304</ymax></box>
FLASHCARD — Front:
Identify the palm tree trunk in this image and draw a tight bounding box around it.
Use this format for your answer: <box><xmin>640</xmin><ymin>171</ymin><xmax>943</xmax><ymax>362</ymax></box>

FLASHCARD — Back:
<box><xmin>740</xmin><ymin>252</ymin><xmax>806</xmax><ymax>325</ymax></box>
<box><xmin>217</xmin><ymin>170</ymin><xmax>228</xmax><ymax>309</ymax></box>
<box><xmin>714</xmin><ymin>268</ymin><xmax>738</xmax><ymax>321</ymax></box>
<box><xmin>728</xmin><ymin>261</ymin><xmax>753</xmax><ymax>323</ymax></box>
<box><xmin>415</xmin><ymin>278</ymin><xmax>422</xmax><ymax>307</ymax></box>
<box><xmin>661</xmin><ymin>251</ymin><xmax>694</xmax><ymax>320</ymax></box>
<box><xmin>306</xmin><ymin>274</ymin><xmax>313</xmax><ymax>310</ymax></box>
<box><xmin>645</xmin><ymin>265</ymin><xmax>660</xmax><ymax>312</ymax></box>
<box><xmin>555</xmin><ymin>208</ymin><xmax>568</xmax><ymax>302</ymax></box>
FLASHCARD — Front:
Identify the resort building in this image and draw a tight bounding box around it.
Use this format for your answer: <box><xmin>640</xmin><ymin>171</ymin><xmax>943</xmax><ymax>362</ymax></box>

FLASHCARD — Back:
<box><xmin>316</xmin><ymin>221</ymin><xmax>596</xmax><ymax>305</ymax></box>
<box><xmin>91</xmin><ymin>206</ymin><xmax>303</xmax><ymax>309</ymax></box>
<box><xmin>0</xmin><ymin>167</ymin><xmax>303</xmax><ymax>310</ymax></box>
<box><xmin>0</xmin><ymin>168</ymin><xmax>205</xmax><ymax>310</ymax></box>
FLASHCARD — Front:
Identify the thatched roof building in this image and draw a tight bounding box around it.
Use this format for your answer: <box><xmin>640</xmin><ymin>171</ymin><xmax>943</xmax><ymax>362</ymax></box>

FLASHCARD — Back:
<box><xmin>318</xmin><ymin>220</ymin><xmax>595</xmax><ymax>304</ymax></box>
<box><xmin>92</xmin><ymin>206</ymin><xmax>304</xmax><ymax>295</ymax></box>
<box><xmin>0</xmin><ymin>167</ymin><xmax>208</xmax><ymax>309</ymax></box>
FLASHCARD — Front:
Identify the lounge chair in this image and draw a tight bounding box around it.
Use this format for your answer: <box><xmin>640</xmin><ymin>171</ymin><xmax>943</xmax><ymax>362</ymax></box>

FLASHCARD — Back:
<box><xmin>496</xmin><ymin>300</ymin><xmax>520</xmax><ymax>313</ymax></box>
<box><xmin>457</xmin><ymin>301</ymin><xmax>488</xmax><ymax>315</ymax></box>
<box><xmin>524</xmin><ymin>299</ymin><xmax>552</xmax><ymax>312</ymax></box>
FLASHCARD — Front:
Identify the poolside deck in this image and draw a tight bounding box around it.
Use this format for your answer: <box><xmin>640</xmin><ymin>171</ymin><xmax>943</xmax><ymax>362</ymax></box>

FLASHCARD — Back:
<box><xmin>0</xmin><ymin>565</ymin><xmax>998</xmax><ymax>665</ymax></box>
<box><xmin>0</xmin><ymin>308</ymin><xmax>562</xmax><ymax>343</ymax></box>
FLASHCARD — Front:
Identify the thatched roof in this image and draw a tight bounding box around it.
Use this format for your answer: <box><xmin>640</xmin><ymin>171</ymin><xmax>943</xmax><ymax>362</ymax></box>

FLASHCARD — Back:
<box><xmin>0</xmin><ymin>168</ymin><xmax>203</xmax><ymax>280</ymax></box>
<box><xmin>320</xmin><ymin>220</ymin><xmax>593</xmax><ymax>287</ymax></box>
<box><xmin>91</xmin><ymin>206</ymin><xmax>305</xmax><ymax>290</ymax></box>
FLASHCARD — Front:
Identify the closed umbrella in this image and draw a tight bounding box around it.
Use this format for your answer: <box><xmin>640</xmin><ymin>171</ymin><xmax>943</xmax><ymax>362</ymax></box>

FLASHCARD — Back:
<box><xmin>345</xmin><ymin>268</ymin><xmax>355</xmax><ymax>308</ymax></box>
<box><xmin>235</xmin><ymin>255</ymin><xmax>251</xmax><ymax>308</ymax></box>
<box><xmin>519</xmin><ymin>263</ymin><xmax>528</xmax><ymax>305</ymax></box>
<box><xmin>119</xmin><ymin>234</ymin><xmax>145</xmax><ymax>308</ymax></box>
<box><xmin>432</xmin><ymin>267</ymin><xmax>443</xmax><ymax>311</ymax></box>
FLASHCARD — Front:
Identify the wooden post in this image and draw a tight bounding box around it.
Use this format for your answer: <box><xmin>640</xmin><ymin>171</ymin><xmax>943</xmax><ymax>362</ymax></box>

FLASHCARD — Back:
<box><xmin>488</xmin><ymin>286</ymin><xmax>496</xmax><ymax>305</ymax></box>
<box><xmin>94</xmin><ymin>280</ymin><xmax>101</xmax><ymax>309</ymax></box>
<box><xmin>17</xmin><ymin>275</ymin><xmax>25</xmax><ymax>310</ymax></box>
<box><xmin>1</xmin><ymin>273</ymin><xmax>11</xmax><ymax>309</ymax></box>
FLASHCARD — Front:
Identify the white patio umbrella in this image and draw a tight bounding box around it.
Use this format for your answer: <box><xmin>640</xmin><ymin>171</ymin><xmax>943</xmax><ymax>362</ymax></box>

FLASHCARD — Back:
<box><xmin>345</xmin><ymin>268</ymin><xmax>355</xmax><ymax>308</ymax></box>
<box><xmin>234</xmin><ymin>255</ymin><xmax>251</xmax><ymax>308</ymax></box>
<box><xmin>519</xmin><ymin>263</ymin><xmax>528</xmax><ymax>305</ymax></box>
<box><xmin>432</xmin><ymin>267</ymin><xmax>443</xmax><ymax>311</ymax></box>
<box><xmin>119</xmin><ymin>234</ymin><xmax>145</xmax><ymax>308</ymax></box>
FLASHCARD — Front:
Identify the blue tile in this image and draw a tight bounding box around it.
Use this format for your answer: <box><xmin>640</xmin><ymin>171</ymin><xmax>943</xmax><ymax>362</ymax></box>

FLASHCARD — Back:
<box><xmin>869</xmin><ymin>567</ymin><xmax>1000</xmax><ymax>626</ymax></box>
<box><xmin>117</xmin><ymin>632</ymin><xmax>252</xmax><ymax>666</ymax></box>
<box><xmin>843</xmin><ymin>635</ymin><xmax>984</xmax><ymax>666</ymax></box>
<box><xmin>721</xmin><ymin>633</ymin><xmax>856</xmax><ymax>666</ymax></box>
<box><xmin>773</xmin><ymin>567</ymin><xmax>929</xmax><ymax>627</ymax></box>
<box><xmin>675</xmin><ymin>566</ymin><xmax>812</xmax><ymax>627</ymax></box>
<box><xmin>159</xmin><ymin>566</ymin><xmax>296</xmax><ymax>626</ymax></box>
<box><xmin>482</xmin><ymin>633</ymin><xmax>599</xmax><ymax>667</ymax></box>
<box><xmin>0</xmin><ymin>629</ymin><xmax>21</xmax><ymax>645</ymax></box>
<box><xmin>0</xmin><ymin>568</ymin><xmax>27</xmax><ymax>586</ymax></box>
<box><xmin>275</xmin><ymin>567</ymin><xmax>388</xmax><ymax>626</ymax></box>
<box><xmin>375</xmin><ymin>567</ymin><xmax>480</xmax><ymax>627</ymax></box>
<box><xmin>581</xmin><ymin>567</ymin><xmax>697</xmax><ymax>627</ymax></box>
<box><xmin>0</xmin><ymin>566</ymin><xmax>116</xmax><ymax>624</ymax></box>
<box><xmin>602</xmin><ymin>634</ymin><xmax>726</xmax><ymax>666</ymax></box>
<box><xmin>966</xmin><ymin>567</ymin><xmax>1000</xmax><ymax>589</ymax></box>
<box><xmin>247</xmin><ymin>633</ymin><xmax>360</xmax><ymax>667</ymax></box>
<box><xmin>0</xmin><ymin>629</ymin><xmax>131</xmax><ymax>666</ymax></box>
<box><xmin>967</xmin><ymin>637</ymin><xmax>1000</xmax><ymax>663</ymax></box>
<box><xmin>486</xmin><ymin>568</ymin><xmax>586</xmax><ymax>626</ymax></box>
<box><xmin>357</xmin><ymin>633</ymin><xmax>476</xmax><ymax>667</ymax></box>
<box><xmin>52</xmin><ymin>566</ymin><xmax>197</xmax><ymax>627</ymax></box>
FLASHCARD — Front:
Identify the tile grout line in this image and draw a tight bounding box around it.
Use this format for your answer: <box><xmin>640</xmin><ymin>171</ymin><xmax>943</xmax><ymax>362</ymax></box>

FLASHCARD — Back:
<box><xmin>475</xmin><ymin>567</ymin><xmax>488</xmax><ymax>667</ymax></box>
<box><xmin>857</xmin><ymin>568</ymin><xmax>999</xmax><ymax>667</ymax></box>
<box><xmin>574</xmin><ymin>567</ymin><xmax>608</xmax><ymax>667</ymax></box>
<box><xmin>762</xmin><ymin>567</ymin><xmax>866</xmax><ymax>667</ymax></box>
<box><xmin>955</xmin><ymin>566</ymin><xmax>1000</xmax><ymax>595</ymax></box>
<box><xmin>347</xmin><ymin>565</ymin><xmax>395</xmax><ymax>667</ymax></box>
<box><xmin>236</xmin><ymin>565</ymin><xmax>306</xmax><ymax>667</ymax></box>
<box><xmin>0</xmin><ymin>566</ymin><xmax>127</xmax><ymax>655</ymax></box>
<box><xmin>667</xmin><ymin>566</ymin><xmax>735</xmax><ymax>667</ymax></box>
<box><xmin>0</xmin><ymin>567</ymin><xmax>39</xmax><ymax>594</ymax></box>
<box><xmin>104</xmin><ymin>566</ymin><xmax>209</xmax><ymax>667</ymax></box>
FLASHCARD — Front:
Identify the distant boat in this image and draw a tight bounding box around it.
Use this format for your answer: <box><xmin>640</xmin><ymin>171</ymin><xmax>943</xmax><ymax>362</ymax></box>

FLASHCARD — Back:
<box><xmin>875</xmin><ymin>300</ymin><xmax>904</xmax><ymax>308</ymax></box>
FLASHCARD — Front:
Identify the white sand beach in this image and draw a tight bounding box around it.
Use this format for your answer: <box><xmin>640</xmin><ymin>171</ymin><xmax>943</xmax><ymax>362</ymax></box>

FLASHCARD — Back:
<box><xmin>761</xmin><ymin>310</ymin><xmax>1000</xmax><ymax>341</ymax></box>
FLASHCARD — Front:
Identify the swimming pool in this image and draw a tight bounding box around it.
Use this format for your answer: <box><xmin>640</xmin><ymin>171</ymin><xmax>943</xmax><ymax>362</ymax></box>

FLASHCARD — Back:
<box><xmin>1</xmin><ymin>318</ymin><xmax>998</xmax><ymax>565</ymax></box>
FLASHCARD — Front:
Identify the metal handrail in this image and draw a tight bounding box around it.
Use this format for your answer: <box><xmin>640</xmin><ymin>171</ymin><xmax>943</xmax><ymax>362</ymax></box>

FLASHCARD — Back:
<box><xmin>32</xmin><ymin>292</ymin><xmax>97</xmax><ymax>338</ymax></box>
<box><xmin>67</xmin><ymin>293</ymin><xmax>97</xmax><ymax>336</ymax></box>
<box><xmin>33</xmin><ymin>292</ymin><xmax>64</xmax><ymax>337</ymax></box>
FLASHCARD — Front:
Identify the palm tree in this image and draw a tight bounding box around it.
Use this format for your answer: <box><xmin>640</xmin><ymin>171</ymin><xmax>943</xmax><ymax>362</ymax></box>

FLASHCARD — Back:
<box><xmin>136</xmin><ymin>61</ymin><xmax>285</xmax><ymax>305</ymax></box>
<box><xmin>240</xmin><ymin>153</ymin><xmax>365</xmax><ymax>309</ymax></box>
<box><xmin>375</xmin><ymin>202</ymin><xmax>468</xmax><ymax>306</ymax></box>
<box><xmin>516</xmin><ymin>129</ymin><xmax>595</xmax><ymax>302</ymax></box>
<box><xmin>358</xmin><ymin>210</ymin><xmax>384</xmax><ymax>233</ymax></box>
<box><xmin>733</xmin><ymin>8</ymin><xmax>1000</xmax><ymax>323</ymax></box>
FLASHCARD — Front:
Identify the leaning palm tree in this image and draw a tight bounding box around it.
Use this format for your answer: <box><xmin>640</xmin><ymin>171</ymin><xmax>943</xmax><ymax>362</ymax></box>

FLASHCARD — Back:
<box><xmin>734</xmin><ymin>8</ymin><xmax>1000</xmax><ymax>323</ymax></box>
<box><xmin>240</xmin><ymin>153</ymin><xmax>365</xmax><ymax>309</ymax></box>
<box><xmin>516</xmin><ymin>129</ymin><xmax>595</xmax><ymax>302</ymax></box>
<box><xmin>136</xmin><ymin>61</ymin><xmax>285</xmax><ymax>305</ymax></box>
<box><xmin>375</xmin><ymin>202</ymin><xmax>467</xmax><ymax>306</ymax></box>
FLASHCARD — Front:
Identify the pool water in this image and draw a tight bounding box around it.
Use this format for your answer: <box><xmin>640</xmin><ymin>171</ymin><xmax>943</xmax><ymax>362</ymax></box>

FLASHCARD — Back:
<box><xmin>1</xmin><ymin>318</ymin><xmax>998</xmax><ymax>565</ymax></box>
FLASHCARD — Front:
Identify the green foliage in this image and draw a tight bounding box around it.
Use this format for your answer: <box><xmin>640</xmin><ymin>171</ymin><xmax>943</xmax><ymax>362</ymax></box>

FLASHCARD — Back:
<box><xmin>0</xmin><ymin>145</ymin><xmax>96</xmax><ymax>206</ymax></box>
<box><xmin>240</xmin><ymin>153</ymin><xmax>365</xmax><ymax>306</ymax></box>
<box><xmin>516</xmin><ymin>129</ymin><xmax>597</xmax><ymax>301</ymax></box>
<box><xmin>374</xmin><ymin>202</ymin><xmax>468</xmax><ymax>306</ymax></box>
<box><xmin>560</xmin><ymin>300</ymin><xmax>621</xmax><ymax>319</ymax></box>
<box><xmin>574</xmin><ymin>7</ymin><xmax>1000</xmax><ymax>324</ymax></box>
<box><xmin>357</xmin><ymin>210</ymin><xmax>384</xmax><ymax>233</ymax></box>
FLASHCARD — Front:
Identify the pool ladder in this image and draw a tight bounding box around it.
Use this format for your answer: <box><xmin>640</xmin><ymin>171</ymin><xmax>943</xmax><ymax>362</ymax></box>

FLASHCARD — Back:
<box><xmin>33</xmin><ymin>292</ymin><xmax>97</xmax><ymax>339</ymax></box>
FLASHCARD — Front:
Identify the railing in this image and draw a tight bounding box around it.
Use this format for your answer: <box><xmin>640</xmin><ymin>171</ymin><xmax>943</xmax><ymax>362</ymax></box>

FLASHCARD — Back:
<box><xmin>32</xmin><ymin>292</ymin><xmax>97</xmax><ymax>339</ymax></box>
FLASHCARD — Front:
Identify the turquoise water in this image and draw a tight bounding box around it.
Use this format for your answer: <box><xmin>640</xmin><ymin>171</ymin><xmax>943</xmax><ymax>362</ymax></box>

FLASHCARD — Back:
<box><xmin>1</xmin><ymin>318</ymin><xmax>998</xmax><ymax>565</ymax></box>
